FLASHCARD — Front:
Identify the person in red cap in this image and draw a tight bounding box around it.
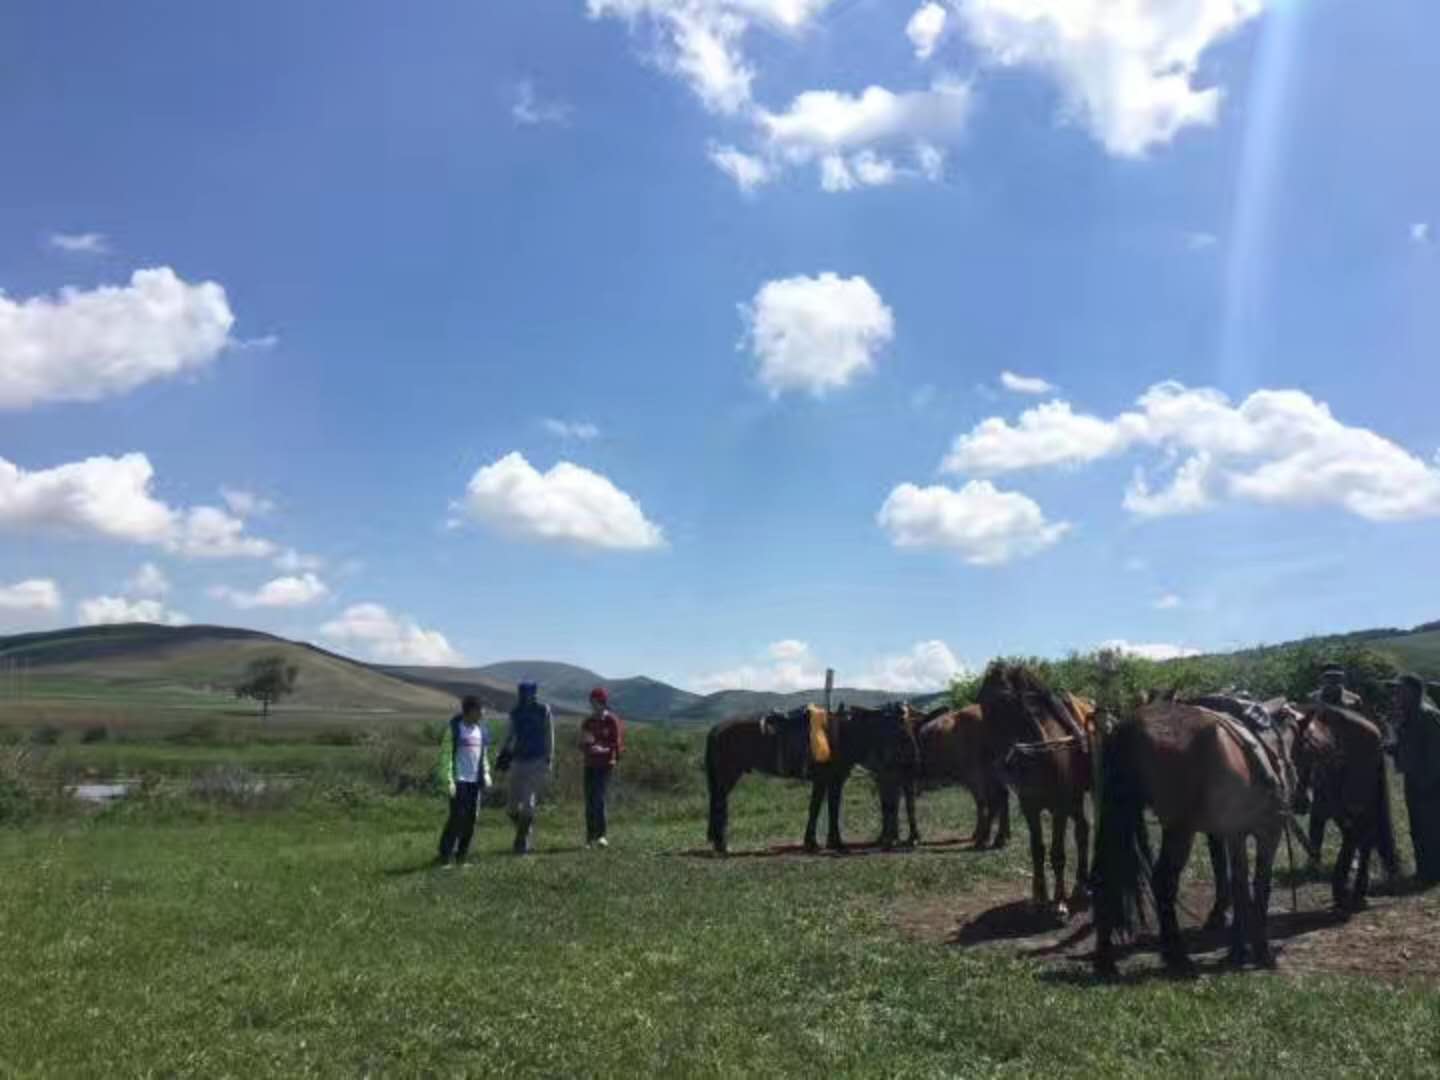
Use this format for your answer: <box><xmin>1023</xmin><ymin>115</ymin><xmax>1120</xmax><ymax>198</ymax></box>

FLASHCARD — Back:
<box><xmin>579</xmin><ymin>686</ymin><xmax>624</xmax><ymax>848</ymax></box>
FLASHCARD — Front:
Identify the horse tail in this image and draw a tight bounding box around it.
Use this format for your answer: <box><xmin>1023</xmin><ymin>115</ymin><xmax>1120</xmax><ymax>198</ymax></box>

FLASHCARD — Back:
<box><xmin>1093</xmin><ymin>719</ymin><xmax>1151</xmax><ymax>938</ymax></box>
<box><xmin>1375</xmin><ymin>751</ymin><xmax>1398</xmax><ymax>879</ymax></box>
<box><xmin>705</xmin><ymin>726</ymin><xmax>729</xmax><ymax>854</ymax></box>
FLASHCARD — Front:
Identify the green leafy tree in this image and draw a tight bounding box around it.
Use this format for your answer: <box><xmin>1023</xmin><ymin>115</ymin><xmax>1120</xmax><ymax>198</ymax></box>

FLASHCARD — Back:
<box><xmin>234</xmin><ymin>656</ymin><xmax>299</xmax><ymax>718</ymax></box>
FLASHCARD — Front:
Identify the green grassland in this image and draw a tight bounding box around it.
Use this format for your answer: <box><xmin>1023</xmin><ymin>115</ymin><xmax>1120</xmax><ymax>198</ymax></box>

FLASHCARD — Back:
<box><xmin>4</xmin><ymin>719</ymin><xmax>1440</xmax><ymax>1078</ymax></box>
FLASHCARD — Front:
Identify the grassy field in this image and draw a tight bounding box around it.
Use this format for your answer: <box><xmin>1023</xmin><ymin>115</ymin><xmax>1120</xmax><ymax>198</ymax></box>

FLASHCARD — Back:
<box><xmin>4</xmin><ymin>722</ymin><xmax>1440</xmax><ymax>1078</ymax></box>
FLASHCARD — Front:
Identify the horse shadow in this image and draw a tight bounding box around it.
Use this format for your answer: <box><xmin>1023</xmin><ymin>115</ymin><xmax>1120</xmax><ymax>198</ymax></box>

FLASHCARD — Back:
<box><xmin>671</xmin><ymin>837</ymin><xmax>982</xmax><ymax>860</ymax></box>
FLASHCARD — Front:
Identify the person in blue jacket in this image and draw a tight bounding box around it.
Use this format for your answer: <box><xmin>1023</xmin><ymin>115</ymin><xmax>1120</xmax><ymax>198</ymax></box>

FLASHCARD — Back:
<box><xmin>436</xmin><ymin>695</ymin><xmax>491</xmax><ymax>868</ymax></box>
<box><xmin>498</xmin><ymin>681</ymin><xmax>554</xmax><ymax>855</ymax></box>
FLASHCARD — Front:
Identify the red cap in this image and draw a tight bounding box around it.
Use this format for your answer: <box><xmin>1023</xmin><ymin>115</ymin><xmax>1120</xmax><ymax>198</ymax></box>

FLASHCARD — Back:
<box><xmin>589</xmin><ymin>686</ymin><xmax>609</xmax><ymax>705</ymax></box>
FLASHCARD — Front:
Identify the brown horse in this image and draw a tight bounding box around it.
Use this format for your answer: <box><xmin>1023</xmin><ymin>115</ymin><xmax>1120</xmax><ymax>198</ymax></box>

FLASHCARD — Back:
<box><xmin>977</xmin><ymin>663</ymin><xmax>1093</xmax><ymax>919</ymax></box>
<box><xmin>1093</xmin><ymin>700</ymin><xmax>1302</xmax><ymax>974</ymax></box>
<box><xmin>1295</xmin><ymin>703</ymin><xmax>1398</xmax><ymax>912</ymax></box>
<box><xmin>704</xmin><ymin>703</ymin><xmax>919</xmax><ymax>854</ymax></box>
<box><xmin>914</xmin><ymin>704</ymin><xmax>1010</xmax><ymax>848</ymax></box>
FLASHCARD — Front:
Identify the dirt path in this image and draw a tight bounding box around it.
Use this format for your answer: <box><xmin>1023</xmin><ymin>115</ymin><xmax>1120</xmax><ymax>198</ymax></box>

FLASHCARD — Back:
<box><xmin>892</xmin><ymin>862</ymin><xmax>1440</xmax><ymax>984</ymax></box>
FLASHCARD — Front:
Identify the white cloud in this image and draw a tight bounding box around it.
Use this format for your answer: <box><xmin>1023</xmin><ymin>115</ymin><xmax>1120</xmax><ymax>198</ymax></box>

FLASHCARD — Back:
<box><xmin>127</xmin><ymin>562</ymin><xmax>170</xmax><ymax>598</ymax></box>
<box><xmin>48</xmin><ymin>232</ymin><xmax>110</xmax><ymax>255</ymax></box>
<box><xmin>541</xmin><ymin>418</ymin><xmax>601</xmax><ymax>441</ymax></box>
<box><xmin>274</xmin><ymin>548</ymin><xmax>324</xmax><ymax>573</ymax></box>
<box><xmin>220</xmin><ymin>487</ymin><xmax>275</xmax><ymax>518</ymax></box>
<box><xmin>999</xmin><ymin>370</ymin><xmax>1055</xmax><ymax>395</ymax></box>
<box><xmin>0</xmin><ymin>267</ymin><xmax>236</xmax><ymax>409</ymax></box>
<box><xmin>758</xmin><ymin>80</ymin><xmax>972</xmax><ymax>190</ymax></box>
<box><xmin>944</xmin><ymin>381</ymin><xmax>1440</xmax><ymax>522</ymax></box>
<box><xmin>877</xmin><ymin>479</ymin><xmax>1070</xmax><ymax>565</ymax></box>
<box><xmin>589</xmin><ymin>0</ymin><xmax>835</xmax><ymax>115</ymax></box>
<box><xmin>512</xmin><ymin>80</ymin><xmax>572</xmax><ymax>126</ymax></box>
<box><xmin>320</xmin><ymin>602</ymin><xmax>463</xmax><ymax>666</ymax></box>
<box><xmin>0</xmin><ymin>579</ymin><xmax>62</xmax><ymax>613</ymax></box>
<box><xmin>0</xmin><ymin>452</ymin><xmax>276</xmax><ymax>558</ymax></box>
<box><xmin>1412</xmin><ymin>222</ymin><xmax>1432</xmax><ymax>244</ymax></box>
<box><xmin>211</xmin><ymin>573</ymin><xmax>329</xmax><ymax>610</ymax></box>
<box><xmin>768</xmin><ymin>638</ymin><xmax>811</xmax><ymax>661</ymax></box>
<box><xmin>741</xmin><ymin>272</ymin><xmax>894</xmax><ymax>397</ymax></box>
<box><xmin>1100</xmin><ymin>638</ymin><xmax>1200</xmax><ymax>661</ymax></box>
<box><xmin>956</xmin><ymin>0</ymin><xmax>1264</xmax><ymax>156</ymax></box>
<box><xmin>78</xmin><ymin>595</ymin><xmax>189</xmax><ymax>627</ymax></box>
<box><xmin>859</xmin><ymin>639</ymin><xmax>966</xmax><ymax>692</ymax></box>
<box><xmin>457</xmin><ymin>451</ymin><xmax>665</xmax><ymax>550</ymax></box>
<box><xmin>1153</xmin><ymin>593</ymin><xmax>1182</xmax><ymax>610</ymax></box>
<box><xmin>906</xmin><ymin>2</ymin><xmax>948</xmax><ymax>59</ymax></box>
<box><xmin>708</xmin><ymin>143</ymin><xmax>776</xmax><ymax>192</ymax></box>
<box><xmin>1187</xmin><ymin>230</ymin><xmax>1219</xmax><ymax>250</ymax></box>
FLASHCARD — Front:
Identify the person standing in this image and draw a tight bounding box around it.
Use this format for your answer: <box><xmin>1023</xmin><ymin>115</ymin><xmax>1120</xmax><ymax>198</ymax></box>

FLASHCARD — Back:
<box><xmin>499</xmin><ymin>681</ymin><xmax>554</xmax><ymax>855</ymax></box>
<box><xmin>1304</xmin><ymin>664</ymin><xmax>1364</xmax><ymax>863</ymax></box>
<box><xmin>579</xmin><ymin>686</ymin><xmax>624</xmax><ymax>849</ymax></box>
<box><xmin>436</xmin><ymin>695</ymin><xmax>491</xmax><ymax>868</ymax></box>
<box><xmin>1394</xmin><ymin>674</ymin><xmax>1440</xmax><ymax>886</ymax></box>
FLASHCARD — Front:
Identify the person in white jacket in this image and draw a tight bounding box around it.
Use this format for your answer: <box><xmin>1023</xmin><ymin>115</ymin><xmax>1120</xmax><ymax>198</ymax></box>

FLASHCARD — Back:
<box><xmin>436</xmin><ymin>696</ymin><xmax>492</xmax><ymax>867</ymax></box>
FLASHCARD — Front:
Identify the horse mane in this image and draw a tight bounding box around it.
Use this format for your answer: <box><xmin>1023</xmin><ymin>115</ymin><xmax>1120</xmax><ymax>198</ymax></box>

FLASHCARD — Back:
<box><xmin>979</xmin><ymin>662</ymin><xmax>1086</xmax><ymax>744</ymax></box>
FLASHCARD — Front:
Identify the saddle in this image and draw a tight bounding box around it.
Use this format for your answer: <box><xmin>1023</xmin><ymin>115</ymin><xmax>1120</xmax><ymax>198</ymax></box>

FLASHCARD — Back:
<box><xmin>1188</xmin><ymin>694</ymin><xmax>1289</xmax><ymax>796</ymax></box>
<box><xmin>758</xmin><ymin>705</ymin><xmax>829</xmax><ymax>778</ymax></box>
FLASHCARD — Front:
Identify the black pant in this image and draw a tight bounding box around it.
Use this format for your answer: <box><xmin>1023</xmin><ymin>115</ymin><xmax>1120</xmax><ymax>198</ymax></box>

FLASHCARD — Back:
<box><xmin>584</xmin><ymin>766</ymin><xmax>612</xmax><ymax>842</ymax></box>
<box><xmin>439</xmin><ymin>781</ymin><xmax>481</xmax><ymax>861</ymax></box>
<box><xmin>1405</xmin><ymin>777</ymin><xmax>1440</xmax><ymax>884</ymax></box>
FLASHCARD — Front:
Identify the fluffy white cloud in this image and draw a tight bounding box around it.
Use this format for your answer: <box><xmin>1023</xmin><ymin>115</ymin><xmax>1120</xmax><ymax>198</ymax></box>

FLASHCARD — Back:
<box><xmin>211</xmin><ymin>573</ymin><xmax>328</xmax><ymax>610</ymax></box>
<box><xmin>708</xmin><ymin>144</ymin><xmax>775</xmax><ymax>192</ymax></box>
<box><xmin>0</xmin><ymin>452</ymin><xmax>276</xmax><ymax>557</ymax></box>
<box><xmin>944</xmin><ymin>382</ymin><xmax>1440</xmax><ymax>521</ymax></box>
<box><xmin>859</xmin><ymin>639</ymin><xmax>966</xmax><ymax>692</ymax></box>
<box><xmin>127</xmin><ymin>562</ymin><xmax>170</xmax><ymax>598</ymax></box>
<box><xmin>458</xmin><ymin>452</ymin><xmax>664</xmax><ymax>550</ymax></box>
<box><xmin>0</xmin><ymin>579</ymin><xmax>62</xmax><ymax>613</ymax></box>
<box><xmin>955</xmin><ymin>0</ymin><xmax>1263</xmax><ymax>156</ymax></box>
<box><xmin>541</xmin><ymin>418</ymin><xmax>601</xmax><ymax>441</ymax></box>
<box><xmin>320</xmin><ymin>602</ymin><xmax>463</xmax><ymax>665</ymax></box>
<box><xmin>1153</xmin><ymin>593</ymin><xmax>1182</xmax><ymax>610</ymax></box>
<box><xmin>49</xmin><ymin>232</ymin><xmax>109</xmax><ymax>255</ymax></box>
<box><xmin>220</xmin><ymin>488</ymin><xmax>275</xmax><ymax>517</ymax></box>
<box><xmin>877</xmin><ymin>479</ymin><xmax>1070</xmax><ymax>565</ymax></box>
<box><xmin>999</xmin><ymin>370</ymin><xmax>1055</xmax><ymax>395</ymax></box>
<box><xmin>512</xmin><ymin>80</ymin><xmax>572</xmax><ymax>126</ymax></box>
<box><xmin>742</xmin><ymin>272</ymin><xmax>894</xmax><ymax>396</ymax></box>
<box><xmin>0</xmin><ymin>267</ymin><xmax>235</xmax><ymax>409</ymax></box>
<box><xmin>756</xmin><ymin>80</ymin><xmax>972</xmax><ymax>190</ymax></box>
<box><xmin>906</xmin><ymin>2</ymin><xmax>948</xmax><ymax>59</ymax></box>
<box><xmin>78</xmin><ymin>595</ymin><xmax>190</xmax><ymax>627</ymax></box>
<box><xmin>1100</xmin><ymin>638</ymin><xmax>1200</xmax><ymax>661</ymax></box>
<box><xmin>588</xmin><ymin>0</ymin><xmax>834</xmax><ymax>114</ymax></box>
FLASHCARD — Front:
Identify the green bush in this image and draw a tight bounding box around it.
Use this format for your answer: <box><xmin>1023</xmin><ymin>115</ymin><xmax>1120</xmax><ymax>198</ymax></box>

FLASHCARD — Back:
<box><xmin>80</xmin><ymin>724</ymin><xmax>110</xmax><ymax>744</ymax></box>
<box><xmin>28</xmin><ymin>725</ymin><xmax>62</xmax><ymax>747</ymax></box>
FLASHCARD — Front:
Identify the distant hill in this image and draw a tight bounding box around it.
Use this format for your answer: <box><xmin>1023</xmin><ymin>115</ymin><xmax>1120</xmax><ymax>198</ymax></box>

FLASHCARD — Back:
<box><xmin>0</xmin><ymin>624</ymin><xmax>453</xmax><ymax>714</ymax></box>
<box><xmin>669</xmin><ymin>687</ymin><xmax>924</xmax><ymax>725</ymax></box>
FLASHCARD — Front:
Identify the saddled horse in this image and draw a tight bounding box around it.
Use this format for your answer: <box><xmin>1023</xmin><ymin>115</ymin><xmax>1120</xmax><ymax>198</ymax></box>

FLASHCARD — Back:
<box><xmin>913</xmin><ymin>704</ymin><xmax>1011</xmax><ymax>848</ymax></box>
<box><xmin>704</xmin><ymin>702</ymin><xmax>919</xmax><ymax>854</ymax></box>
<box><xmin>1295</xmin><ymin>702</ymin><xmax>1397</xmax><ymax>913</ymax></box>
<box><xmin>978</xmin><ymin>663</ymin><xmax>1094</xmax><ymax>919</ymax></box>
<box><xmin>1093</xmin><ymin>699</ymin><xmax>1302</xmax><ymax>974</ymax></box>
<box><xmin>842</xmin><ymin>702</ymin><xmax>926</xmax><ymax>849</ymax></box>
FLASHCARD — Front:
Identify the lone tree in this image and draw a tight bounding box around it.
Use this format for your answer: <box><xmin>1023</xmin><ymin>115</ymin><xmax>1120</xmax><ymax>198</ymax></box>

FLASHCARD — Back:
<box><xmin>234</xmin><ymin>655</ymin><xmax>299</xmax><ymax>717</ymax></box>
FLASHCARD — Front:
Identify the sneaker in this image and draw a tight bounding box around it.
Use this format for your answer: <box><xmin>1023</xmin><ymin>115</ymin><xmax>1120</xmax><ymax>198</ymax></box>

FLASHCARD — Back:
<box><xmin>596</xmin><ymin>837</ymin><xmax>609</xmax><ymax>849</ymax></box>
<box><xmin>585</xmin><ymin>840</ymin><xmax>595</xmax><ymax>850</ymax></box>
<box><xmin>439</xmin><ymin>859</ymin><xmax>455</xmax><ymax>871</ymax></box>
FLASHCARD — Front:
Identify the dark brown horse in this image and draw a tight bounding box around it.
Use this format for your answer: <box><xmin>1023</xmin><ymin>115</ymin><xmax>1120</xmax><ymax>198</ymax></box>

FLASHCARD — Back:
<box><xmin>978</xmin><ymin>663</ymin><xmax>1093</xmax><ymax>919</ymax></box>
<box><xmin>1093</xmin><ymin>700</ymin><xmax>1301</xmax><ymax>974</ymax></box>
<box><xmin>914</xmin><ymin>704</ymin><xmax>1010</xmax><ymax>847</ymax></box>
<box><xmin>704</xmin><ymin>703</ymin><xmax>919</xmax><ymax>854</ymax></box>
<box><xmin>843</xmin><ymin>703</ymin><xmax>926</xmax><ymax>849</ymax></box>
<box><xmin>1295</xmin><ymin>702</ymin><xmax>1398</xmax><ymax>912</ymax></box>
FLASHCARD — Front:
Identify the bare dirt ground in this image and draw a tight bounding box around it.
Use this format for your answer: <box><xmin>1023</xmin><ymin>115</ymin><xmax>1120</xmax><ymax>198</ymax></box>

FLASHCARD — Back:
<box><xmin>890</xmin><ymin>848</ymin><xmax>1440</xmax><ymax>984</ymax></box>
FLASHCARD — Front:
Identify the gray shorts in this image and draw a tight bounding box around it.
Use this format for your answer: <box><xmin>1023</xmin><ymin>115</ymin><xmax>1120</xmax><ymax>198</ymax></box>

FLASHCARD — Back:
<box><xmin>507</xmin><ymin>759</ymin><xmax>550</xmax><ymax>818</ymax></box>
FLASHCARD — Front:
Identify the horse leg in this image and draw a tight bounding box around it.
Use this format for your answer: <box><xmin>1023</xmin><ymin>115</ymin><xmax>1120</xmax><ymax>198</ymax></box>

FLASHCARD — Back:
<box><xmin>1069</xmin><ymin>796</ymin><xmax>1092</xmax><ymax>912</ymax></box>
<box><xmin>904</xmin><ymin>779</ymin><xmax>920</xmax><ymax>847</ymax></box>
<box><xmin>1156</xmin><ymin>827</ymin><xmax>1196</xmax><ymax>974</ymax></box>
<box><xmin>1050</xmin><ymin>810</ymin><xmax>1070</xmax><ymax>921</ymax></box>
<box><xmin>1251</xmin><ymin>827</ymin><xmax>1280</xmax><ymax>968</ymax></box>
<box><xmin>826</xmin><ymin>776</ymin><xmax>846</xmax><ymax>852</ymax></box>
<box><xmin>992</xmin><ymin>782</ymin><xmax>1012</xmax><ymax>849</ymax></box>
<box><xmin>971</xmin><ymin>783</ymin><xmax>990</xmax><ymax>846</ymax></box>
<box><xmin>1023</xmin><ymin>802</ymin><xmax>1048</xmax><ymax>910</ymax></box>
<box><xmin>1354</xmin><ymin>836</ymin><xmax>1374</xmax><ymax>911</ymax></box>
<box><xmin>1332</xmin><ymin>828</ymin><xmax>1357</xmax><ymax>914</ymax></box>
<box><xmin>1204</xmin><ymin>833</ymin><xmax>1231</xmax><ymax>931</ymax></box>
<box><xmin>803</xmin><ymin>779</ymin><xmax>825</xmax><ymax>853</ymax></box>
<box><xmin>1226</xmin><ymin>835</ymin><xmax>1252</xmax><ymax>966</ymax></box>
<box><xmin>876</xmin><ymin>779</ymin><xmax>898</xmax><ymax>849</ymax></box>
<box><xmin>708</xmin><ymin>771</ymin><xmax>736</xmax><ymax>854</ymax></box>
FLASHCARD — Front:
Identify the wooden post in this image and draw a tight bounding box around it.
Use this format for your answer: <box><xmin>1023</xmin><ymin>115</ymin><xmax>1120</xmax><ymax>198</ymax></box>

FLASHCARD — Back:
<box><xmin>824</xmin><ymin>668</ymin><xmax>835</xmax><ymax>714</ymax></box>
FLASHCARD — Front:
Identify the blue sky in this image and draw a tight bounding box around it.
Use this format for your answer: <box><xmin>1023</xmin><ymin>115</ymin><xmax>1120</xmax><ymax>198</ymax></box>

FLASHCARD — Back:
<box><xmin>1</xmin><ymin>0</ymin><xmax>1437</xmax><ymax>693</ymax></box>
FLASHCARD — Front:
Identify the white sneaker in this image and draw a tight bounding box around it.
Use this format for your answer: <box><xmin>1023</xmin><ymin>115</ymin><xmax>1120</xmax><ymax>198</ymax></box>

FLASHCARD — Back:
<box><xmin>585</xmin><ymin>841</ymin><xmax>595</xmax><ymax>850</ymax></box>
<box><xmin>596</xmin><ymin>837</ymin><xmax>609</xmax><ymax>849</ymax></box>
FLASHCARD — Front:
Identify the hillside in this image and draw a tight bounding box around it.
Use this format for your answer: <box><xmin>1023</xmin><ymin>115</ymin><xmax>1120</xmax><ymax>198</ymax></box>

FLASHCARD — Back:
<box><xmin>669</xmin><ymin>686</ymin><xmax>924</xmax><ymax>725</ymax></box>
<box><xmin>0</xmin><ymin>624</ymin><xmax>453</xmax><ymax>714</ymax></box>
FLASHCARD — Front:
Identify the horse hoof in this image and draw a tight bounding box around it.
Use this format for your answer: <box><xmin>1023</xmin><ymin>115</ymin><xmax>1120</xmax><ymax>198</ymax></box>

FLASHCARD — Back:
<box><xmin>1054</xmin><ymin>903</ymin><xmax>1071</xmax><ymax>924</ymax></box>
<box><xmin>1067</xmin><ymin>889</ymin><xmax>1091</xmax><ymax>914</ymax></box>
<box><xmin>1094</xmin><ymin>957</ymin><xmax>1119</xmax><ymax>979</ymax></box>
<box><xmin>1225</xmin><ymin>949</ymin><xmax>1246</xmax><ymax>968</ymax></box>
<box><xmin>991</xmin><ymin>837</ymin><xmax>1009</xmax><ymax>851</ymax></box>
